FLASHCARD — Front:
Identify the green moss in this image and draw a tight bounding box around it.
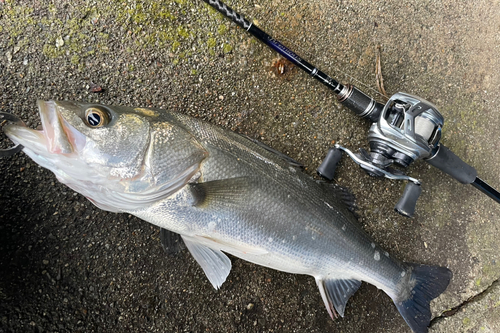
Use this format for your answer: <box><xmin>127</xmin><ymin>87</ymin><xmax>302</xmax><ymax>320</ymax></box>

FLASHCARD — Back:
<box><xmin>1</xmin><ymin>4</ymin><xmax>35</xmax><ymax>41</ymax></box>
<box><xmin>207</xmin><ymin>38</ymin><xmax>217</xmax><ymax>48</ymax></box>
<box><xmin>177</xmin><ymin>26</ymin><xmax>191</xmax><ymax>39</ymax></box>
<box><xmin>1</xmin><ymin>0</ymin><xmax>241</xmax><ymax>66</ymax></box>
<box><xmin>462</xmin><ymin>317</ymin><xmax>471</xmax><ymax>326</ymax></box>
<box><xmin>42</xmin><ymin>43</ymin><xmax>65</xmax><ymax>58</ymax></box>
<box><xmin>171</xmin><ymin>41</ymin><xmax>180</xmax><ymax>51</ymax></box>
<box><xmin>191</xmin><ymin>69</ymin><xmax>198</xmax><ymax>75</ymax></box>
<box><xmin>48</xmin><ymin>3</ymin><xmax>57</xmax><ymax>14</ymax></box>
<box><xmin>218</xmin><ymin>24</ymin><xmax>227</xmax><ymax>35</ymax></box>
<box><xmin>70</xmin><ymin>55</ymin><xmax>80</xmax><ymax>65</ymax></box>
<box><xmin>151</xmin><ymin>3</ymin><xmax>175</xmax><ymax>20</ymax></box>
<box><xmin>223</xmin><ymin>43</ymin><xmax>233</xmax><ymax>53</ymax></box>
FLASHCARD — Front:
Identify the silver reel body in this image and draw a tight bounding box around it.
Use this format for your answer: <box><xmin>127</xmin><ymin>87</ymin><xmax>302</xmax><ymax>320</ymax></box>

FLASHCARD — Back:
<box><xmin>367</xmin><ymin>92</ymin><xmax>444</xmax><ymax>167</ymax></box>
<box><xmin>318</xmin><ymin>92</ymin><xmax>447</xmax><ymax>217</ymax></box>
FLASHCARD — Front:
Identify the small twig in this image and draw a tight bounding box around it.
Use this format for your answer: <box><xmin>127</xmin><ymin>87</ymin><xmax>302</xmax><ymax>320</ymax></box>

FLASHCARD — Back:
<box><xmin>375</xmin><ymin>45</ymin><xmax>388</xmax><ymax>99</ymax></box>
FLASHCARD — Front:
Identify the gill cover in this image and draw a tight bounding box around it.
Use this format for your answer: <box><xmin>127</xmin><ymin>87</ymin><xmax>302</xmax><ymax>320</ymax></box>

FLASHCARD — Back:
<box><xmin>6</xmin><ymin>101</ymin><xmax>209</xmax><ymax>212</ymax></box>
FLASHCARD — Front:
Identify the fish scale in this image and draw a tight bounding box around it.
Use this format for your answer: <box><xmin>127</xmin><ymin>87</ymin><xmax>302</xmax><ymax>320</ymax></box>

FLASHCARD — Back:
<box><xmin>3</xmin><ymin>100</ymin><xmax>452</xmax><ymax>333</ymax></box>
<box><xmin>153</xmin><ymin>113</ymin><xmax>414</xmax><ymax>288</ymax></box>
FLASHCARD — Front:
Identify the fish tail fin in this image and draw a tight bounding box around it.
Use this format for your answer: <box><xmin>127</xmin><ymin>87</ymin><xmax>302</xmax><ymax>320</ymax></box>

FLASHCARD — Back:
<box><xmin>393</xmin><ymin>263</ymin><xmax>452</xmax><ymax>333</ymax></box>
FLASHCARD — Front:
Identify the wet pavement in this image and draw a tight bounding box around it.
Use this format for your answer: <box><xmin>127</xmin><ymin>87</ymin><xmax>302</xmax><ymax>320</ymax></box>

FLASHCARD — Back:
<box><xmin>1</xmin><ymin>0</ymin><xmax>499</xmax><ymax>332</ymax></box>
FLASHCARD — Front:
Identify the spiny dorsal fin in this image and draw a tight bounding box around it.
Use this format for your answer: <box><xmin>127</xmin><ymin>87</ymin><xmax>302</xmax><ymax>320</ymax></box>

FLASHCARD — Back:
<box><xmin>317</xmin><ymin>181</ymin><xmax>357</xmax><ymax>214</ymax></box>
<box><xmin>240</xmin><ymin>134</ymin><xmax>304</xmax><ymax>168</ymax></box>
<box><xmin>316</xmin><ymin>277</ymin><xmax>362</xmax><ymax>318</ymax></box>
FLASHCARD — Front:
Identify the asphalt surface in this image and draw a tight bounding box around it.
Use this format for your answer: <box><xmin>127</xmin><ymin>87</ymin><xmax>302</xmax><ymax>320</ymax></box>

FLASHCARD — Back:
<box><xmin>1</xmin><ymin>0</ymin><xmax>500</xmax><ymax>332</ymax></box>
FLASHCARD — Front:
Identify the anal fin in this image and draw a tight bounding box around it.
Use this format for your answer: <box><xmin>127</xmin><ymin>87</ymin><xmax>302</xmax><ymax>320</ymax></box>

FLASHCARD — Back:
<box><xmin>316</xmin><ymin>277</ymin><xmax>362</xmax><ymax>318</ymax></box>
<box><xmin>181</xmin><ymin>235</ymin><xmax>232</xmax><ymax>290</ymax></box>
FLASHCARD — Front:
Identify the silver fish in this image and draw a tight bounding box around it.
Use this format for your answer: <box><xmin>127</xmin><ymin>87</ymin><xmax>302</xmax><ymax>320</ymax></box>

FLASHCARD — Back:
<box><xmin>3</xmin><ymin>100</ymin><xmax>452</xmax><ymax>333</ymax></box>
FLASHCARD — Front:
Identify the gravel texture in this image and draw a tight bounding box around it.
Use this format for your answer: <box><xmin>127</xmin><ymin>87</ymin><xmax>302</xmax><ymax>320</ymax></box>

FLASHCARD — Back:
<box><xmin>1</xmin><ymin>0</ymin><xmax>499</xmax><ymax>332</ymax></box>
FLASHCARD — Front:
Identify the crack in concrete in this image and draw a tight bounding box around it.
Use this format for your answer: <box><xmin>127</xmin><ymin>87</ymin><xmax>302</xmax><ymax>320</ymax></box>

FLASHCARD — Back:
<box><xmin>430</xmin><ymin>278</ymin><xmax>500</xmax><ymax>328</ymax></box>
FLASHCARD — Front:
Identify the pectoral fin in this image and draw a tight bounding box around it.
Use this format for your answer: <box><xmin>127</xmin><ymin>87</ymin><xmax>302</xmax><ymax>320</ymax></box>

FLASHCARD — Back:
<box><xmin>181</xmin><ymin>235</ymin><xmax>232</xmax><ymax>290</ymax></box>
<box><xmin>189</xmin><ymin>177</ymin><xmax>251</xmax><ymax>207</ymax></box>
<box><xmin>316</xmin><ymin>277</ymin><xmax>362</xmax><ymax>318</ymax></box>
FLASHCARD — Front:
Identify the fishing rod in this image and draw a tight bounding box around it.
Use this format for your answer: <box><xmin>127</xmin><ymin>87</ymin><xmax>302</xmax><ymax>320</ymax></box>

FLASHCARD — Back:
<box><xmin>201</xmin><ymin>0</ymin><xmax>500</xmax><ymax>217</ymax></box>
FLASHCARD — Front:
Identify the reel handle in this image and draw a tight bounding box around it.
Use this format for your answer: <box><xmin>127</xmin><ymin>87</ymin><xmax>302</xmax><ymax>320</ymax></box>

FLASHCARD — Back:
<box><xmin>425</xmin><ymin>144</ymin><xmax>477</xmax><ymax>184</ymax></box>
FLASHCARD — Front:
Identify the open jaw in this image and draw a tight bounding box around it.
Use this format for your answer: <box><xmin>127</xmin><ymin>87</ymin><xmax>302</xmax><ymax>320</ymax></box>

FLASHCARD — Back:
<box><xmin>38</xmin><ymin>100</ymin><xmax>87</xmax><ymax>154</ymax></box>
<box><xmin>4</xmin><ymin>100</ymin><xmax>85</xmax><ymax>157</ymax></box>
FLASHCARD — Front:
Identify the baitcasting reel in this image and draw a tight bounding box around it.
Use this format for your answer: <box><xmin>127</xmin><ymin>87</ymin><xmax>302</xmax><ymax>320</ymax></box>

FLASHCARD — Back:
<box><xmin>203</xmin><ymin>0</ymin><xmax>499</xmax><ymax>218</ymax></box>
<box><xmin>367</xmin><ymin>92</ymin><xmax>443</xmax><ymax>168</ymax></box>
<box><xmin>318</xmin><ymin>91</ymin><xmax>484</xmax><ymax>217</ymax></box>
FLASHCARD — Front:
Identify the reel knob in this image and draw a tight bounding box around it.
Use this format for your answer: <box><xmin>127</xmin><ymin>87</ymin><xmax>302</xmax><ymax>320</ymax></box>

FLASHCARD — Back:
<box><xmin>317</xmin><ymin>147</ymin><xmax>343</xmax><ymax>180</ymax></box>
<box><xmin>394</xmin><ymin>182</ymin><xmax>422</xmax><ymax>218</ymax></box>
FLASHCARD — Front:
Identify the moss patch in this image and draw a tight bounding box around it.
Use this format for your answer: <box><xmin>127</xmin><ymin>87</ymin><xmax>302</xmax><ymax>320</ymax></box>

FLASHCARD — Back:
<box><xmin>0</xmin><ymin>0</ymin><xmax>243</xmax><ymax>66</ymax></box>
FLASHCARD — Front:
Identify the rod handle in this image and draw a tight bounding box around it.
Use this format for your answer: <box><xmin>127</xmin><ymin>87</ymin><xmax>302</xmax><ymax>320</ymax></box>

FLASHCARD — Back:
<box><xmin>425</xmin><ymin>144</ymin><xmax>477</xmax><ymax>184</ymax></box>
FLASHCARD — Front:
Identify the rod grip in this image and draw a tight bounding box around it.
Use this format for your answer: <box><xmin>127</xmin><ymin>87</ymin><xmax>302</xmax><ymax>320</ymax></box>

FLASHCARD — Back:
<box><xmin>203</xmin><ymin>0</ymin><xmax>252</xmax><ymax>29</ymax></box>
<box><xmin>425</xmin><ymin>145</ymin><xmax>477</xmax><ymax>184</ymax></box>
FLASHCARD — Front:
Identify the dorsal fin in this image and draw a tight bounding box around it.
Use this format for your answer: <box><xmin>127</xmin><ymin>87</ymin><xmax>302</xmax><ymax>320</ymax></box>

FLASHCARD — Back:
<box><xmin>239</xmin><ymin>134</ymin><xmax>304</xmax><ymax>168</ymax></box>
<box><xmin>318</xmin><ymin>181</ymin><xmax>357</xmax><ymax>213</ymax></box>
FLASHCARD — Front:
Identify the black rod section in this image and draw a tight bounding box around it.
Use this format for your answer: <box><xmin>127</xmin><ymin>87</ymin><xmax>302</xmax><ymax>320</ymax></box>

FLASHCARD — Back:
<box><xmin>471</xmin><ymin>177</ymin><xmax>500</xmax><ymax>204</ymax></box>
<box><xmin>202</xmin><ymin>0</ymin><xmax>343</xmax><ymax>94</ymax></box>
<box><xmin>202</xmin><ymin>0</ymin><xmax>384</xmax><ymax>121</ymax></box>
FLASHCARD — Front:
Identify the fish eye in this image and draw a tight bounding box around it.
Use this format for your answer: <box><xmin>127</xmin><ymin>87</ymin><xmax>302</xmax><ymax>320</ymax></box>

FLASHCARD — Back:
<box><xmin>85</xmin><ymin>107</ymin><xmax>109</xmax><ymax>128</ymax></box>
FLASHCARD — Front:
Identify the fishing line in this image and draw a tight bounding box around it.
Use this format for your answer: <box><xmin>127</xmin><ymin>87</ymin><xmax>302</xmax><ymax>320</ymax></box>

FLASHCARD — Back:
<box><xmin>201</xmin><ymin>0</ymin><xmax>500</xmax><ymax>215</ymax></box>
<box><xmin>246</xmin><ymin>2</ymin><xmax>388</xmax><ymax>100</ymax></box>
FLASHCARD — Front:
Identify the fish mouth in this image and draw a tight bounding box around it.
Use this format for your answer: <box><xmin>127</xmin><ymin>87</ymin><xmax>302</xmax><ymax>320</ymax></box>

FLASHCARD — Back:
<box><xmin>38</xmin><ymin>100</ymin><xmax>76</xmax><ymax>154</ymax></box>
<box><xmin>3</xmin><ymin>100</ymin><xmax>85</xmax><ymax>156</ymax></box>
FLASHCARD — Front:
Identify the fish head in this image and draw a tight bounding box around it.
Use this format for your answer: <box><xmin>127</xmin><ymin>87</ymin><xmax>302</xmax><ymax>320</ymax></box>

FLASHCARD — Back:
<box><xmin>4</xmin><ymin>100</ymin><xmax>207</xmax><ymax>212</ymax></box>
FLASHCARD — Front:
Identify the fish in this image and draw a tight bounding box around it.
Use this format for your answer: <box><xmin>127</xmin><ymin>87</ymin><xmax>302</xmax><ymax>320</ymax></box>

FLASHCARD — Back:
<box><xmin>3</xmin><ymin>100</ymin><xmax>452</xmax><ymax>333</ymax></box>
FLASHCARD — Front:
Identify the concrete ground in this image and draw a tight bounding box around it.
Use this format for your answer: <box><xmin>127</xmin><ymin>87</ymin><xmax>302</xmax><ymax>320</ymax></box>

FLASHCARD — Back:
<box><xmin>1</xmin><ymin>0</ymin><xmax>499</xmax><ymax>332</ymax></box>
